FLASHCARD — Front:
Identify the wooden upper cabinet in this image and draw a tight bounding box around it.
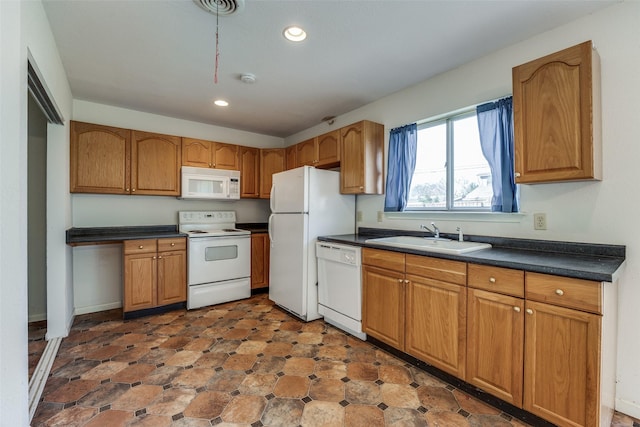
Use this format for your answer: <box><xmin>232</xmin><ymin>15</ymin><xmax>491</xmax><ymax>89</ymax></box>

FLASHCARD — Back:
<box><xmin>340</xmin><ymin>120</ymin><xmax>384</xmax><ymax>194</ymax></box>
<box><xmin>285</xmin><ymin>145</ymin><xmax>297</xmax><ymax>170</ymax></box>
<box><xmin>131</xmin><ymin>131</ymin><xmax>181</xmax><ymax>196</ymax></box>
<box><xmin>239</xmin><ymin>146</ymin><xmax>260</xmax><ymax>198</ymax></box>
<box><xmin>513</xmin><ymin>41</ymin><xmax>601</xmax><ymax>183</ymax></box>
<box><xmin>182</xmin><ymin>138</ymin><xmax>239</xmax><ymax>170</ymax></box>
<box><xmin>70</xmin><ymin>121</ymin><xmax>131</xmax><ymax>194</ymax></box>
<box><xmin>316</xmin><ymin>129</ymin><xmax>340</xmax><ymax>167</ymax></box>
<box><xmin>296</xmin><ymin>138</ymin><xmax>317</xmax><ymax>167</ymax></box>
<box><xmin>259</xmin><ymin>148</ymin><xmax>285</xmax><ymax>199</ymax></box>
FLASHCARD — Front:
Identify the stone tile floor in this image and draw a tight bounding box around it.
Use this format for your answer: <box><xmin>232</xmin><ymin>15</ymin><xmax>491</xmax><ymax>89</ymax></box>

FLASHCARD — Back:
<box><xmin>30</xmin><ymin>293</ymin><xmax>640</xmax><ymax>426</ymax></box>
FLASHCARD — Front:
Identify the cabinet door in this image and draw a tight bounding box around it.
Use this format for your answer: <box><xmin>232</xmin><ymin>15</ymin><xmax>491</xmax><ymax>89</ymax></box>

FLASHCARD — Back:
<box><xmin>157</xmin><ymin>250</ymin><xmax>187</xmax><ymax>306</ymax></box>
<box><xmin>182</xmin><ymin>138</ymin><xmax>213</xmax><ymax>168</ymax></box>
<box><xmin>513</xmin><ymin>41</ymin><xmax>599</xmax><ymax>183</ymax></box>
<box><xmin>285</xmin><ymin>145</ymin><xmax>297</xmax><ymax>170</ymax></box>
<box><xmin>239</xmin><ymin>146</ymin><xmax>260</xmax><ymax>198</ymax></box>
<box><xmin>296</xmin><ymin>138</ymin><xmax>317</xmax><ymax>167</ymax></box>
<box><xmin>467</xmin><ymin>289</ymin><xmax>524</xmax><ymax>406</ymax></box>
<box><xmin>123</xmin><ymin>252</ymin><xmax>157</xmax><ymax>312</ymax></box>
<box><xmin>405</xmin><ymin>275</ymin><xmax>466</xmax><ymax>378</ymax></box>
<box><xmin>251</xmin><ymin>233</ymin><xmax>269</xmax><ymax>289</ymax></box>
<box><xmin>362</xmin><ymin>265</ymin><xmax>405</xmax><ymax>349</ymax></box>
<box><xmin>340</xmin><ymin>122</ymin><xmax>365</xmax><ymax>193</ymax></box>
<box><xmin>132</xmin><ymin>131</ymin><xmax>181</xmax><ymax>196</ymax></box>
<box><xmin>524</xmin><ymin>300</ymin><xmax>601</xmax><ymax>427</ymax></box>
<box><xmin>70</xmin><ymin>121</ymin><xmax>131</xmax><ymax>194</ymax></box>
<box><xmin>316</xmin><ymin>130</ymin><xmax>340</xmax><ymax>168</ymax></box>
<box><xmin>259</xmin><ymin>148</ymin><xmax>285</xmax><ymax>199</ymax></box>
<box><xmin>340</xmin><ymin>121</ymin><xmax>384</xmax><ymax>194</ymax></box>
<box><xmin>213</xmin><ymin>142</ymin><xmax>239</xmax><ymax>170</ymax></box>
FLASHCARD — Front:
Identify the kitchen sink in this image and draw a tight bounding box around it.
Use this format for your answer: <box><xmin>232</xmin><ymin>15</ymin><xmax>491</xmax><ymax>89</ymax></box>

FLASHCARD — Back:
<box><xmin>364</xmin><ymin>235</ymin><xmax>491</xmax><ymax>255</ymax></box>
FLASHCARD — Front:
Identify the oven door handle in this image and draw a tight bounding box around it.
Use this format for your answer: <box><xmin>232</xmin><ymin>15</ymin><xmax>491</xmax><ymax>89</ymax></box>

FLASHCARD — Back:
<box><xmin>191</xmin><ymin>235</ymin><xmax>249</xmax><ymax>243</ymax></box>
<box><xmin>268</xmin><ymin>214</ymin><xmax>274</xmax><ymax>246</ymax></box>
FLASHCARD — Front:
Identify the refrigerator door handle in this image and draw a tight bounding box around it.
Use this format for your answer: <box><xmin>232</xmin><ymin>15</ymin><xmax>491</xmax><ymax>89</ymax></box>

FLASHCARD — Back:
<box><xmin>270</xmin><ymin>184</ymin><xmax>275</xmax><ymax>212</ymax></box>
<box><xmin>268</xmin><ymin>214</ymin><xmax>274</xmax><ymax>246</ymax></box>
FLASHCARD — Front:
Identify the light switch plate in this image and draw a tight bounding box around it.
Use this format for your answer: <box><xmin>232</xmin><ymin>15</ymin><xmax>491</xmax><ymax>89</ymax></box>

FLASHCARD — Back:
<box><xmin>377</xmin><ymin>211</ymin><xmax>384</xmax><ymax>222</ymax></box>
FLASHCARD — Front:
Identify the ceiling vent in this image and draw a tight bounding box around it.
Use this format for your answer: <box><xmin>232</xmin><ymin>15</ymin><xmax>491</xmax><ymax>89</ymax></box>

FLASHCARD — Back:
<box><xmin>193</xmin><ymin>0</ymin><xmax>245</xmax><ymax>16</ymax></box>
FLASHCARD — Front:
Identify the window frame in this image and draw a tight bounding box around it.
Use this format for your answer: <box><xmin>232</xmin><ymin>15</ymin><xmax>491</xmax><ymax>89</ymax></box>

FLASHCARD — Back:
<box><xmin>406</xmin><ymin>107</ymin><xmax>491</xmax><ymax>212</ymax></box>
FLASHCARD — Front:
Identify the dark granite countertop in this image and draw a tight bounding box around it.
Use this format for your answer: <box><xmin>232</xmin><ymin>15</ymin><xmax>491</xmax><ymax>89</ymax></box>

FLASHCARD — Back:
<box><xmin>318</xmin><ymin>228</ymin><xmax>625</xmax><ymax>283</ymax></box>
<box><xmin>237</xmin><ymin>223</ymin><xmax>268</xmax><ymax>234</ymax></box>
<box><xmin>66</xmin><ymin>225</ymin><xmax>187</xmax><ymax>245</ymax></box>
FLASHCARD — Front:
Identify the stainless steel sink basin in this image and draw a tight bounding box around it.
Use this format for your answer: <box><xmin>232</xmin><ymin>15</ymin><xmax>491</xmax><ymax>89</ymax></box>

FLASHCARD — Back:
<box><xmin>364</xmin><ymin>235</ymin><xmax>491</xmax><ymax>255</ymax></box>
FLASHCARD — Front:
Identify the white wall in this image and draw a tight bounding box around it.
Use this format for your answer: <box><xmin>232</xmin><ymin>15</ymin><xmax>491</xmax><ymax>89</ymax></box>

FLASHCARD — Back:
<box><xmin>287</xmin><ymin>2</ymin><xmax>640</xmax><ymax>417</ymax></box>
<box><xmin>70</xmin><ymin>101</ymin><xmax>278</xmax><ymax>313</ymax></box>
<box><xmin>1</xmin><ymin>0</ymin><xmax>74</xmax><ymax>424</ymax></box>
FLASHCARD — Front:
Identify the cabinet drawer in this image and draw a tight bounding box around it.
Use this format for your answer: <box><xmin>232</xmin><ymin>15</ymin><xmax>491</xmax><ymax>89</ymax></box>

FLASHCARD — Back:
<box><xmin>124</xmin><ymin>239</ymin><xmax>157</xmax><ymax>255</ymax></box>
<box><xmin>468</xmin><ymin>264</ymin><xmax>524</xmax><ymax>297</ymax></box>
<box><xmin>526</xmin><ymin>272</ymin><xmax>602</xmax><ymax>314</ymax></box>
<box><xmin>362</xmin><ymin>248</ymin><xmax>405</xmax><ymax>272</ymax></box>
<box><xmin>405</xmin><ymin>254</ymin><xmax>466</xmax><ymax>286</ymax></box>
<box><xmin>158</xmin><ymin>238</ymin><xmax>186</xmax><ymax>252</ymax></box>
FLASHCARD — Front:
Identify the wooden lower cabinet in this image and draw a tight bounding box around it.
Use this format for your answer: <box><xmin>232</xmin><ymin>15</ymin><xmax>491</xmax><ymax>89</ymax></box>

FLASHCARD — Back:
<box><xmin>123</xmin><ymin>238</ymin><xmax>186</xmax><ymax>314</ymax></box>
<box><xmin>406</xmin><ymin>275</ymin><xmax>466</xmax><ymax>378</ymax></box>
<box><xmin>359</xmin><ymin>247</ymin><xmax>612</xmax><ymax>427</ymax></box>
<box><xmin>524</xmin><ymin>300</ymin><xmax>601</xmax><ymax>427</ymax></box>
<box><xmin>362</xmin><ymin>264</ymin><xmax>405</xmax><ymax>349</ymax></box>
<box><xmin>251</xmin><ymin>233</ymin><xmax>270</xmax><ymax>290</ymax></box>
<box><xmin>466</xmin><ymin>288</ymin><xmax>524</xmax><ymax>406</ymax></box>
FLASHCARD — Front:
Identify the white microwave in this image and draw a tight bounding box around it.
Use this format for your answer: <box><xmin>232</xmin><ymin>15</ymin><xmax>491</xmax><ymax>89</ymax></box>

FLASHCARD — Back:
<box><xmin>181</xmin><ymin>166</ymin><xmax>241</xmax><ymax>200</ymax></box>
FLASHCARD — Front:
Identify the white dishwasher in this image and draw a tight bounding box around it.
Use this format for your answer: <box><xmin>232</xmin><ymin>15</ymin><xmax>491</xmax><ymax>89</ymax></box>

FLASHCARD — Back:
<box><xmin>316</xmin><ymin>242</ymin><xmax>366</xmax><ymax>340</ymax></box>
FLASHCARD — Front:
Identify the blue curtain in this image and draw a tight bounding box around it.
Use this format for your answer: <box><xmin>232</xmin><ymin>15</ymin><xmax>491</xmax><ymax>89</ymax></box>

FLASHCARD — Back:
<box><xmin>384</xmin><ymin>123</ymin><xmax>418</xmax><ymax>212</ymax></box>
<box><xmin>476</xmin><ymin>97</ymin><xmax>519</xmax><ymax>212</ymax></box>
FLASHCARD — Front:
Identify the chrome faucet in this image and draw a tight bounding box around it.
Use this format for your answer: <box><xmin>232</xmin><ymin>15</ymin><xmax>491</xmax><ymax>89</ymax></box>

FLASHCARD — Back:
<box><xmin>420</xmin><ymin>222</ymin><xmax>440</xmax><ymax>239</ymax></box>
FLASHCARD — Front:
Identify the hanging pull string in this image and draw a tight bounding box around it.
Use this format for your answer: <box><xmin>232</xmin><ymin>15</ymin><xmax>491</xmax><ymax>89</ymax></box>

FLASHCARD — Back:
<box><xmin>214</xmin><ymin>0</ymin><xmax>220</xmax><ymax>84</ymax></box>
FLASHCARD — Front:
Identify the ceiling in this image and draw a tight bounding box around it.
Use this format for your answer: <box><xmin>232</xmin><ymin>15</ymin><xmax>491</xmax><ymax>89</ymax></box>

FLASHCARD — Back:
<box><xmin>42</xmin><ymin>0</ymin><xmax>614</xmax><ymax>138</ymax></box>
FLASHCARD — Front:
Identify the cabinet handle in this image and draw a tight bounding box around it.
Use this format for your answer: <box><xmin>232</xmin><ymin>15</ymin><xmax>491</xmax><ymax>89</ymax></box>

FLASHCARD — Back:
<box><xmin>526</xmin><ymin>309</ymin><xmax>533</xmax><ymax>315</ymax></box>
<box><xmin>555</xmin><ymin>289</ymin><xmax>564</xmax><ymax>296</ymax></box>
<box><xmin>138</xmin><ymin>245</ymin><xmax>143</xmax><ymax>249</ymax></box>
<box><xmin>489</xmin><ymin>277</ymin><xmax>496</xmax><ymax>283</ymax></box>
<box><xmin>513</xmin><ymin>306</ymin><xmax>521</xmax><ymax>313</ymax></box>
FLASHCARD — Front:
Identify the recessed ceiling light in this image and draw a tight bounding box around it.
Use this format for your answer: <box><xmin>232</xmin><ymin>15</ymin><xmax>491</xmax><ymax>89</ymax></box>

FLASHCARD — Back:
<box><xmin>283</xmin><ymin>26</ymin><xmax>307</xmax><ymax>42</ymax></box>
<box><xmin>214</xmin><ymin>99</ymin><xmax>229</xmax><ymax>107</ymax></box>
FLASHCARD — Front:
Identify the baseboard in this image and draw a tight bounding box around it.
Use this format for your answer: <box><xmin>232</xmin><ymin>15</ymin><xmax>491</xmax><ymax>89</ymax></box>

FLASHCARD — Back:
<box><xmin>74</xmin><ymin>301</ymin><xmax>122</xmax><ymax>315</ymax></box>
<box><xmin>616</xmin><ymin>398</ymin><xmax>640</xmax><ymax>420</ymax></box>
<box><xmin>28</xmin><ymin>313</ymin><xmax>47</xmax><ymax>323</ymax></box>
<box><xmin>28</xmin><ymin>337</ymin><xmax>62</xmax><ymax>422</ymax></box>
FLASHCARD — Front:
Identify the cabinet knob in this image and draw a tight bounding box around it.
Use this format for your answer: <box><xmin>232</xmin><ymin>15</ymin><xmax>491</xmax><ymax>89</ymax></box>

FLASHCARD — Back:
<box><xmin>126</xmin><ymin>188</ymin><xmax>130</xmax><ymax>192</ymax></box>
<box><xmin>397</xmin><ymin>279</ymin><xmax>403</xmax><ymax>283</ymax></box>
<box><xmin>359</xmin><ymin>186</ymin><xmax>364</xmax><ymax>190</ymax></box>
<box><xmin>158</xmin><ymin>256</ymin><xmax>162</xmax><ymax>259</ymax></box>
<box><xmin>515</xmin><ymin>172</ymin><xmax>521</xmax><ymax>177</ymax></box>
<box><xmin>138</xmin><ymin>245</ymin><xmax>143</xmax><ymax>249</ymax></box>
<box><xmin>513</xmin><ymin>306</ymin><xmax>521</xmax><ymax>313</ymax></box>
<box><xmin>526</xmin><ymin>309</ymin><xmax>533</xmax><ymax>315</ymax></box>
<box><xmin>152</xmin><ymin>256</ymin><xmax>157</xmax><ymax>260</ymax></box>
<box><xmin>209</xmin><ymin>163</ymin><xmax>212</xmax><ymax>167</ymax></box>
<box><xmin>404</xmin><ymin>279</ymin><xmax>409</xmax><ymax>284</ymax></box>
<box><xmin>555</xmin><ymin>289</ymin><xmax>564</xmax><ymax>296</ymax></box>
<box><xmin>171</xmin><ymin>243</ymin><xmax>175</xmax><ymax>246</ymax></box>
<box><xmin>489</xmin><ymin>277</ymin><xmax>496</xmax><ymax>283</ymax></box>
<box><xmin>132</xmin><ymin>188</ymin><xmax>136</xmax><ymax>192</ymax></box>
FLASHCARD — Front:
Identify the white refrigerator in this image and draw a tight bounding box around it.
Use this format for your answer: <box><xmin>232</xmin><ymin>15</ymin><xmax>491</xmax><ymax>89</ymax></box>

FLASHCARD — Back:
<box><xmin>268</xmin><ymin>166</ymin><xmax>355</xmax><ymax>321</ymax></box>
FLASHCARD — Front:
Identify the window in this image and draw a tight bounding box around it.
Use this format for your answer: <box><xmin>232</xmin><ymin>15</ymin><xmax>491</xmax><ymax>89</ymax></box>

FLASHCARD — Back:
<box><xmin>406</xmin><ymin>110</ymin><xmax>492</xmax><ymax>211</ymax></box>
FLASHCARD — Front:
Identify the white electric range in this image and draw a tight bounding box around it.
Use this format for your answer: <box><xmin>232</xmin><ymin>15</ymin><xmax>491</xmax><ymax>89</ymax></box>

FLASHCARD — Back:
<box><xmin>179</xmin><ymin>211</ymin><xmax>251</xmax><ymax>309</ymax></box>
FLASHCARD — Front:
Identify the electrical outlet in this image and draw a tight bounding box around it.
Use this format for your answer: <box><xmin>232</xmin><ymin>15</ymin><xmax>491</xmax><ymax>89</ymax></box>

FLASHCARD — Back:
<box><xmin>533</xmin><ymin>213</ymin><xmax>547</xmax><ymax>230</ymax></box>
<box><xmin>377</xmin><ymin>211</ymin><xmax>384</xmax><ymax>222</ymax></box>
<box><xmin>356</xmin><ymin>211</ymin><xmax>363</xmax><ymax>222</ymax></box>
